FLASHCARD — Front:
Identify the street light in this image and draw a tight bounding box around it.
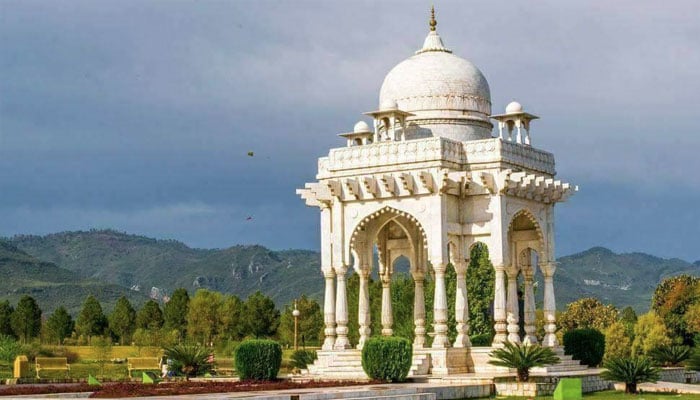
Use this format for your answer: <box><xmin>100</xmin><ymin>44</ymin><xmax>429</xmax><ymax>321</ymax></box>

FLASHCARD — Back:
<box><xmin>292</xmin><ymin>300</ymin><xmax>300</xmax><ymax>351</ymax></box>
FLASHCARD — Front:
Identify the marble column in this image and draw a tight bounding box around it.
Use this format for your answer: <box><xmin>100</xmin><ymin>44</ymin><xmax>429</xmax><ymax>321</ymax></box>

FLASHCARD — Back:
<box><xmin>380</xmin><ymin>271</ymin><xmax>393</xmax><ymax>336</ymax></box>
<box><xmin>412</xmin><ymin>271</ymin><xmax>427</xmax><ymax>348</ymax></box>
<box><xmin>522</xmin><ymin>269</ymin><xmax>538</xmax><ymax>345</ymax></box>
<box><xmin>357</xmin><ymin>267</ymin><xmax>371</xmax><ymax>349</ymax></box>
<box><xmin>506</xmin><ymin>267</ymin><xmax>521</xmax><ymax>343</ymax></box>
<box><xmin>431</xmin><ymin>262</ymin><xmax>450</xmax><ymax>348</ymax></box>
<box><xmin>334</xmin><ymin>265</ymin><xmax>351</xmax><ymax>349</ymax></box>
<box><xmin>453</xmin><ymin>262</ymin><xmax>471</xmax><ymax>348</ymax></box>
<box><xmin>322</xmin><ymin>269</ymin><xmax>336</xmax><ymax>350</ymax></box>
<box><xmin>542</xmin><ymin>262</ymin><xmax>559</xmax><ymax>347</ymax></box>
<box><xmin>492</xmin><ymin>265</ymin><xmax>508</xmax><ymax>346</ymax></box>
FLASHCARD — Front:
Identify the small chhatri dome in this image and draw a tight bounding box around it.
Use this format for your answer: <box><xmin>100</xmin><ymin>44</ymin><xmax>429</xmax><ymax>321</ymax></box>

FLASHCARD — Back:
<box><xmin>378</xmin><ymin>6</ymin><xmax>492</xmax><ymax>142</ymax></box>
<box><xmin>505</xmin><ymin>101</ymin><xmax>523</xmax><ymax>114</ymax></box>
<box><xmin>353</xmin><ymin>120</ymin><xmax>371</xmax><ymax>133</ymax></box>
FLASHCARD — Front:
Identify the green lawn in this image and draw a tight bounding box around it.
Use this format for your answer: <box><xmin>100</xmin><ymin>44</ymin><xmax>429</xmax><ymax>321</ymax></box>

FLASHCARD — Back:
<box><xmin>495</xmin><ymin>390</ymin><xmax>700</xmax><ymax>400</ymax></box>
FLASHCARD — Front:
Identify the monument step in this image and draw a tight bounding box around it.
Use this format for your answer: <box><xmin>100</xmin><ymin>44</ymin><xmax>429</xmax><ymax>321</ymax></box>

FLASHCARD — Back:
<box><xmin>344</xmin><ymin>394</ymin><xmax>436</xmax><ymax>400</ymax></box>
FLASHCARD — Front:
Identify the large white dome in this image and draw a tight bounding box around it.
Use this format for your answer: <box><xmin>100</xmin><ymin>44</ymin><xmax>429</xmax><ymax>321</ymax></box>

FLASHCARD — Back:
<box><xmin>378</xmin><ymin>30</ymin><xmax>493</xmax><ymax>141</ymax></box>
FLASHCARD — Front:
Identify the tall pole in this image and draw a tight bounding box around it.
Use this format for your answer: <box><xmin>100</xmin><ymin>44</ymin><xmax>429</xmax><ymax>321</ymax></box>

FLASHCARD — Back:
<box><xmin>293</xmin><ymin>300</ymin><xmax>300</xmax><ymax>351</ymax></box>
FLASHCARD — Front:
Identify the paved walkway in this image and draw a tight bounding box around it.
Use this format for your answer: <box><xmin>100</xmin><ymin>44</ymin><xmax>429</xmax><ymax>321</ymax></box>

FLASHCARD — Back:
<box><xmin>638</xmin><ymin>381</ymin><xmax>700</xmax><ymax>394</ymax></box>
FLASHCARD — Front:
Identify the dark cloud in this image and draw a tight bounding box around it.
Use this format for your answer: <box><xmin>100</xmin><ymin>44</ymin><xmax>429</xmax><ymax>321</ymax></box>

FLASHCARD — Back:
<box><xmin>0</xmin><ymin>1</ymin><xmax>698</xmax><ymax>260</ymax></box>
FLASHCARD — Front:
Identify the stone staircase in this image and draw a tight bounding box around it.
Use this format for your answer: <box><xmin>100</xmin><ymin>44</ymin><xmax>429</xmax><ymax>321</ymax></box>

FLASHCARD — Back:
<box><xmin>408</xmin><ymin>352</ymin><xmax>431</xmax><ymax>377</ymax></box>
<box><xmin>304</xmin><ymin>350</ymin><xmax>368</xmax><ymax>380</ymax></box>
<box><xmin>531</xmin><ymin>348</ymin><xmax>586</xmax><ymax>373</ymax></box>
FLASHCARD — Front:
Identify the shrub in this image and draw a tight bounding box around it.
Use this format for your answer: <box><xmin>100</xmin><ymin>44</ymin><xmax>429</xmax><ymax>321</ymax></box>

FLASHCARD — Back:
<box><xmin>488</xmin><ymin>342</ymin><xmax>560</xmax><ymax>382</ymax></box>
<box><xmin>290</xmin><ymin>349</ymin><xmax>317</xmax><ymax>370</ymax></box>
<box><xmin>361</xmin><ymin>337</ymin><xmax>412</xmax><ymax>382</ymax></box>
<box><xmin>163</xmin><ymin>342</ymin><xmax>212</xmax><ymax>378</ymax></box>
<box><xmin>648</xmin><ymin>345</ymin><xmax>691</xmax><ymax>367</ymax></box>
<box><xmin>687</xmin><ymin>348</ymin><xmax>700</xmax><ymax>371</ymax></box>
<box><xmin>0</xmin><ymin>335</ymin><xmax>22</xmax><ymax>363</ymax></box>
<box><xmin>601</xmin><ymin>356</ymin><xmax>660</xmax><ymax>394</ymax></box>
<box><xmin>563</xmin><ymin>328</ymin><xmax>605</xmax><ymax>367</ymax></box>
<box><xmin>234</xmin><ymin>339</ymin><xmax>282</xmax><ymax>380</ymax></box>
<box><xmin>469</xmin><ymin>333</ymin><xmax>493</xmax><ymax>347</ymax></box>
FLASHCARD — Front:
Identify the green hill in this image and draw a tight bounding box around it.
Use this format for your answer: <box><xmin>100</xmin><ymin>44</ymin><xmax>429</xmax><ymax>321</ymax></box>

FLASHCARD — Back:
<box><xmin>6</xmin><ymin>230</ymin><xmax>699</xmax><ymax>313</ymax></box>
<box><xmin>0</xmin><ymin>239</ymin><xmax>148</xmax><ymax>314</ymax></box>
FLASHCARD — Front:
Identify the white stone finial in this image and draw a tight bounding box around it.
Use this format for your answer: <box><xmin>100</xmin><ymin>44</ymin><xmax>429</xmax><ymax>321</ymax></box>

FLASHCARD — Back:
<box><xmin>353</xmin><ymin>120</ymin><xmax>371</xmax><ymax>133</ymax></box>
<box><xmin>505</xmin><ymin>101</ymin><xmax>523</xmax><ymax>114</ymax></box>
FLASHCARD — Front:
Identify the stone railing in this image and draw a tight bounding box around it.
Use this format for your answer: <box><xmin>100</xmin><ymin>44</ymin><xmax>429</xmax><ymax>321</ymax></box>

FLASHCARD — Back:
<box><xmin>320</xmin><ymin>137</ymin><xmax>555</xmax><ymax>176</ymax></box>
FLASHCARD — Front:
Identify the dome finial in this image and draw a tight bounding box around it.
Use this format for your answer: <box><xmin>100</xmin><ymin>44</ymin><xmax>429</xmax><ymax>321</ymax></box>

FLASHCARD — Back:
<box><xmin>429</xmin><ymin>5</ymin><xmax>437</xmax><ymax>31</ymax></box>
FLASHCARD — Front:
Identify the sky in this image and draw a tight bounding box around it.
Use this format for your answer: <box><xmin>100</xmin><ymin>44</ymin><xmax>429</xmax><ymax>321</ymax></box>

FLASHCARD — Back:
<box><xmin>1</xmin><ymin>1</ymin><xmax>699</xmax><ymax>261</ymax></box>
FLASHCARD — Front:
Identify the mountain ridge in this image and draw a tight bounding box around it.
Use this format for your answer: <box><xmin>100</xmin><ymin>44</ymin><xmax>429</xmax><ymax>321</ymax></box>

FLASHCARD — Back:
<box><xmin>4</xmin><ymin>230</ymin><xmax>699</xmax><ymax>314</ymax></box>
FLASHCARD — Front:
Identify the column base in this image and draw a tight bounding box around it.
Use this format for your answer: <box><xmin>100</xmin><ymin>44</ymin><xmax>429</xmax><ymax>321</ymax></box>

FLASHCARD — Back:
<box><xmin>429</xmin><ymin>347</ymin><xmax>471</xmax><ymax>375</ymax></box>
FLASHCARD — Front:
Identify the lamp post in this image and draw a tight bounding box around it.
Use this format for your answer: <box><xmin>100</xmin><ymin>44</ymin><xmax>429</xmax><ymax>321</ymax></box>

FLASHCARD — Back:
<box><xmin>292</xmin><ymin>300</ymin><xmax>300</xmax><ymax>351</ymax></box>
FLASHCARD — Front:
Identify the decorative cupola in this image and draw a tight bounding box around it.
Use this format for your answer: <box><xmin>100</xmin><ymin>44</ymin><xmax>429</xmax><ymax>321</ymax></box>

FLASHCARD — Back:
<box><xmin>364</xmin><ymin>99</ymin><xmax>414</xmax><ymax>143</ymax></box>
<box><xmin>491</xmin><ymin>101</ymin><xmax>539</xmax><ymax>145</ymax></box>
<box><xmin>339</xmin><ymin>121</ymin><xmax>374</xmax><ymax>147</ymax></box>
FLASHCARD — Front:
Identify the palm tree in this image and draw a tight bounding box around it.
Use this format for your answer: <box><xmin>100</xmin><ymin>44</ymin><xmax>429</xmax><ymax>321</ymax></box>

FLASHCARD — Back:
<box><xmin>648</xmin><ymin>345</ymin><xmax>691</xmax><ymax>367</ymax></box>
<box><xmin>600</xmin><ymin>356</ymin><xmax>660</xmax><ymax>394</ymax></box>
<box><xmin>163</xmin><ymin>342</ymin><xmax>212</xmax><ymax>379</ymax></box>
<box><xmin>488</xmin><ymin>342</ymin><xmax>560</xmax><ymax>382</ymax></box>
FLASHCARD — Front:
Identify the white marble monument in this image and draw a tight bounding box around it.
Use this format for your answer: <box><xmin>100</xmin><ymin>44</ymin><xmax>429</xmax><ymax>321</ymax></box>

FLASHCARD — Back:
<box><xmin>298</xmin><ymin>8</ymin><xmax>578</xmax><ymax>378</ymax></box>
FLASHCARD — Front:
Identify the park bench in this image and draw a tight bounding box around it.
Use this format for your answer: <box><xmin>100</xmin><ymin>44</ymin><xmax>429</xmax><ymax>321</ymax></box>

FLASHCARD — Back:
<box><xmin>213</xmin><ymin>358</ymin><xmax>235</xmax><ymax>375</ymax></box>
<box><xmin>127</xmin><ymin>357</ymin><xmax>161</xmax><ymax>378</ymax></box>
<box><xmin>35</xmin><ymin>357</ymin><xmax>70</xmax><ymax>378</ymax></box>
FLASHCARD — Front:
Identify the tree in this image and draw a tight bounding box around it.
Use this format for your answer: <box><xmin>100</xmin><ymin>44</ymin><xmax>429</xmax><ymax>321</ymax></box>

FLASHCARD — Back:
<box><xmin>136</xmin><ymin>300</ymin><xmax>164</xmax><ymax>331</ymax></box>
<box><xmin>242</xmin><ymin>291</ymin><xmax>280</xmax><ymax>338</ymax></box>
<box><xmin>559</xmin><ymin>297</ymin><xmax>618</xmax><ymax>332</ymax></box>
<box><xmin>10</xmin><ymin>295</ymin><xmax>42</xmax><ymax>343</ymax></box>
<box><xmin>75</xmin><ymin>295</ymin><xmax>108</xmax><ymax>339</ymax></box>
<box><xmin>619</xmin><ymin>306</ymin><xmax>638</xmax><ymax>337</ymax></box>
<box><xmin>164</xmin><ymin>288</ymin><xmax>189</xmax><ymax>338</ymax></box>
<box><xmin>109</xmin><ymin>296</ymin><xmax>136</xmax><ymax>345</ymax></box>
<box><xmin>631</xmin><ymin>312</ymin><xmax>672</xmax><ymax>356</ymax></box>
<box><xmin>466</xmin><ymin>243</ymin><xmax>494</xmax><ymax>336</ymax></box>
<box><xmin>187</xmin><ymin>289</ymin><xmax>223</xmax><ymax>344</ymax></box>
<box><xmin>0</xmin><ymin>301</ymin><xmax>15</xmax><ymax>338</ymax></box>
<box><xmin>45</xmin><ymin>306</ymin><xmax>74</xmax><ymax>345</ymax></box>
<box><xmin>488</xmin><ymin>342</ymin><xmax>559</xmax><ymax>382</ymax></box>
<box><xmin>604</xmin><ymin>321</ymin><xmax>631</xmax><ymax>361</ymax></box>
<box><xmin>218</xmin><ymin>294</ymin><xmax>244</xmax><ymax>341</ymax></box>
<box><xmin>92</xmin><ymin>336</ymin><xmax>112</xmax><ymax>378</ymax></box>
<box><xmin>278</xmin><ymin>295</ymin><xmax>324</xmax><ymax>347</ymax></box>
<box><xmin>652</xmin><ymin>275</ymin><xmax>699</xmax><ymax>345</ymax></box>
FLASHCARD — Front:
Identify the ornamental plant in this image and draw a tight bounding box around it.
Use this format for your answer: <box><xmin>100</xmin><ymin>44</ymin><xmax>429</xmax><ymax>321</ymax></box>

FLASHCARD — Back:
<box><xmin>601</xmin><ymin>356</ymin><xmax>660</xmax><ymax>394</ymax></box>
<box><xmin>234</xmin><ymin>339</ymin><xmax>282</xmax><ymax>380</ymax></box>
<box><xmin>290</xmin><ymin>349</ymin><xmax>317</xmax><ymax>370</ymax></box>
<box><xmin>361</xmin><ymin>337</ymin><xmax>412</xmax><ymax>382</ymax></box>
<box><xmin>488</xmin><ymin>342</ymin><xmax>559</xmax><ymax>382</ymax></box>
<box><xmin>563</xmin><ymin>328</ymin><xmax>605</xmax><ymax>367</ymax></box>
<box><xmin>648</xmin><ymin>345</ymin><xmax>691</xmax><ymax>367</ymax></box>
<box><xmin>163</xmin><ymin>342</ymin><xmax>212</xmax><ymax>379</ymax></box>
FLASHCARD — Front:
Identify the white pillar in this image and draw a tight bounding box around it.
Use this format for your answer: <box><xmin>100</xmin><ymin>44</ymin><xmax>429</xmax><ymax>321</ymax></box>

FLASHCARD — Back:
<box><xmin>357</xmin><ymin>268</ymin><xmax>371</xmax><ymax>349</ymax></box>
<box><xmin>542</xmin><ymin>262</ymin><xmax>559</xmax><ymax>347</ymax></box>
<box><xmin>380</xmin><ymin>273</ymin><xmax>393</xmax><ymax>336</ymax></box>
<box><xmin>334</xmin><ymin>265</ymin><xmax>351</xmax><ymax>349</ymax></box>
<box><xmin>506</xmin><ymin>267</ymin><xmax>521</xmax><ymax>343</ymax></box>
<box><xmin>413</xmin><ymin>271</ymin><xmax>427</xmax><ymax>348</ymax></box>
<box><xmin>453</xmin><ymin>262</ymin><xmax>471</xmax><ymax>348</ymax></box>
<box><xmin>431</xmin><ymin>262</ymin><xmax>450</xmax><ymax>348</ymax></box>
<box><xmin>322</xmin><ymin>269</ymin><xmax>336</xmax><ymax>350</ymax></box>
<box><xmin>522</xmin><ymin>269</ymin><xmax>538</xmax><ymax>345</ymax></box>
<box><xmin>492</xmin><ymin>265</ymin><xmax>508</xmax><ymax>346</ymax></box>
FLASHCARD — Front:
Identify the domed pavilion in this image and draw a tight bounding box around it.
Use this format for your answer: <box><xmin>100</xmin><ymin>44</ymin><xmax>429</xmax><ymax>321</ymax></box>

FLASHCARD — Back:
<box><xmin>298</xmin><ymin>7</ymin><xmax>579</xmax><ymax>378</ymax></box>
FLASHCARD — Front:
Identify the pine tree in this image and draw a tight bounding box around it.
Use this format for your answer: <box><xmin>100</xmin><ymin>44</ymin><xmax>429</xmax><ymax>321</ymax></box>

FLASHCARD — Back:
<box><xmin>136</xmin><ymin>300</ymin><xmax>164</xmax><ymax>330</ymax></box>
<box><xmin>109</xmin><ymin>296</ymin><xmax>136</xmax><ymax>345</ymax></box>
<box><xmin>75</xmin><ymin>295</ymin><xmax>108</xmax><ymax>339</ymax></box>
<box><xmin>242</xmin><ymin>291</ymin><xmax>280</xmax><ymax>338</ymax></box>
<box><xmin>278</xmin><ymin>295</ymin><xmax>324</xmax><ymax>346</ymax></box>
<box><xmin>164</xmin><ymin>288</ymin><xmax>189</xmax><ymax>338</ymax></box>
<box><xmin>46</xmin><ymin>306</ymin><xmax>74</xmax><ymax>345</ymax></box>
<box><xmin>10</xmin><ymin>295</ymin><xmax>42</xmax><ymax>343</ymax></box>
<box><xmin>218</xmin><ymin>294</ymin><xmax>244</xmax><ymax>341</ymax></box>
<box><xmin>0</xmin><ymin>300</ymin><xmax>15</xmax><ymax>338</ymax></box>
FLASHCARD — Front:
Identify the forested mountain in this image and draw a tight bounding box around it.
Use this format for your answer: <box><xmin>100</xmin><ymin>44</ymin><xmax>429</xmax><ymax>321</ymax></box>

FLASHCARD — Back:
<box><xmin>5</xmin><ymin>230</ymin><xmax>699</xmax><ymax>314</ymax></box>
<box><xmin>0</xmin><ymin>239</ymin><xmax>147</xmax><ymax>314</ymax></box>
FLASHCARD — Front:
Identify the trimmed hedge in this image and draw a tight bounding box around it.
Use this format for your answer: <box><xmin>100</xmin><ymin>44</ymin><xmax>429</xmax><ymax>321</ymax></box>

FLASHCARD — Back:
<box><xmin>234</xmin><ymin>339</ymin><xmax>282</xmax><ymax>380</ymax></box>
<box><xmin>290</xmin><ymin>349</ymin><xmax>317</xmax><ymax>369</ymax></box>
<box><xmin>361</xmin><ymin>337</ymin><xmax>412</xmax><ymax>382</ymax></box>
<box><xmin>563</xmin><ymin>328</ymin><xmax>605</xmax><ymax>367</ymax></box>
